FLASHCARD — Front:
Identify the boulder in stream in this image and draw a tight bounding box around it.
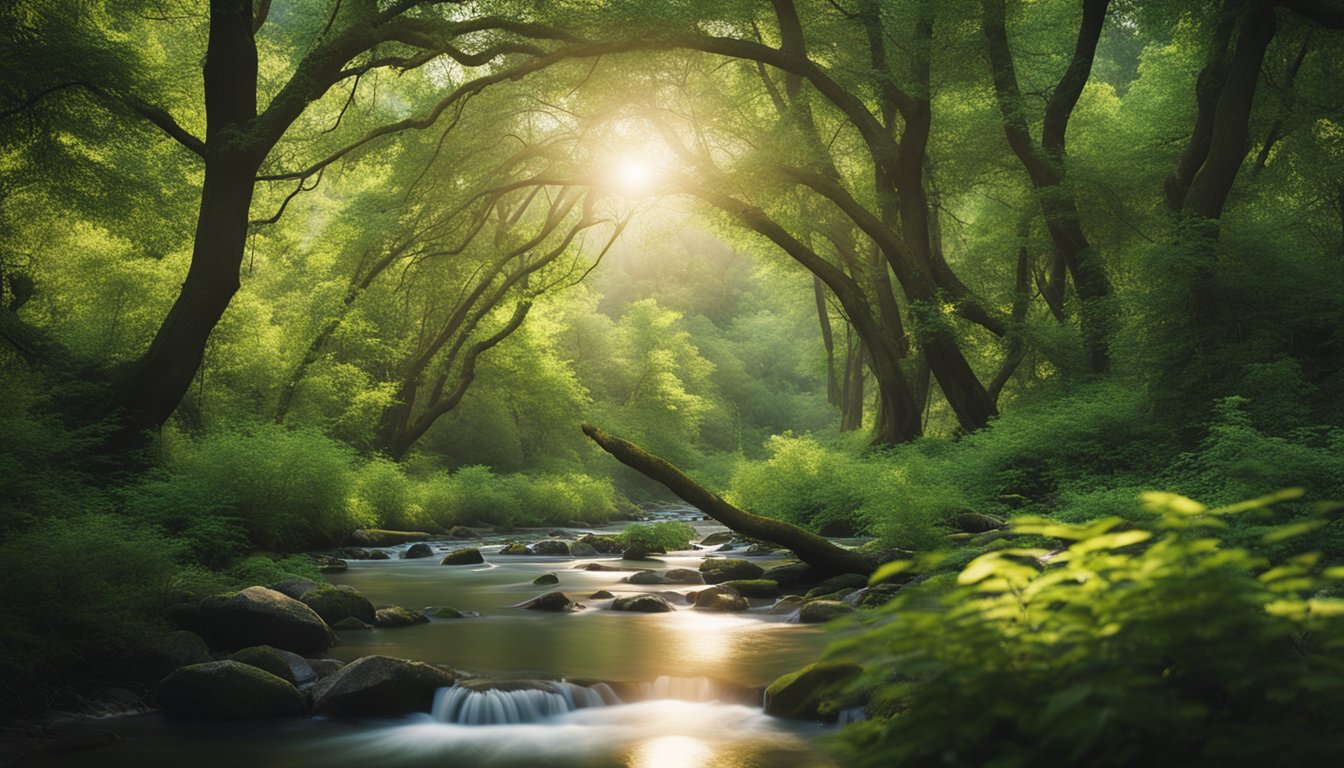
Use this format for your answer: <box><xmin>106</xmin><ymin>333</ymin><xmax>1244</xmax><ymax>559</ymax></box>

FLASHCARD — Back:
<box><xmin>763</xmin><ymin>661</ymin><xmax>863</xmax><ymax>721</ymax></box>
<box><xmin>627</xmin><ymin>570</ymin><xmax>667</xmax><ymax>585</ymax></box>
<box><xmin>797</xmin><ymin>599</ymin><xmax>857</xmax><ymax>624</ymax></box>
<box><xmin>268</xmin><ymin>578</ymin><xmax>320</xmax><ymax>600</ymax></box>
<box><xmin>229</xmin><ymin>645</ymin><xmax>317</xmax><ymax>686</ymax></box>
<box><xmin>533</xmin><ymin>573</ymin><xmax>560</xmax><ymax>586</ymax></box>
<box><xmin>404</xmin><ymin>543</ymin><xmax>434</xmax><ymax>559</ymax></box>
<box><xmin>691</xmin><ymin>587</ymin><xmax>750</xmax><ymax>612</ymax></box>
<box><xmin>448</xmin><ymin>525</ymin><xmax>480</xmax><ymax>539</ymax></box>
<box><xmin>311</xmin><ymin>655</ymin><xmax>456</xmax><ymax>716</ymax></box>
<box><xmin>589</xmin><ymin>590</ymin><xmax>615</xmax><ymax>599</ymax></box>
<box><xmin>532</xmin><ymin>540</ymin><xmax>571</xmax><ymax>556</ymax></box>
<box><xmin>720</xmin><ymin>579</ymin><xmax>781</xmax><ymax>598</ymax></box>
<box><xmin>440</xmin><ymin>547</ymin><xmax>485</xmax><ymax>565</ymax></box>
<box><xmin>368</xmin><ymin>549</ymin><xmax>391</xmax><ymax>560</ymax></box>
<box><xmin>699</xmin><ymin>558</ymin><xmax>765</xmax><ymax>584</ymax></box>
<box><xmin>498</xmin><ymin>542</ymin><xmax>530</xmax><ymax>555</ymax></box>
<box><xmin>611</xmin><ymin>594</ymin><xmax>675</xmax><ymax>613</ymax></box>
<box><xmin>522</xmin><ymin>591</ymin><xmax>583</xmax><ymax>612</ymax></box>
<box><xmin>569</xmin><ymin>542</ymin><xmax>599</xmax><ymax>557</ymax></box>
<box><xmin>157</xmin><ymin>661</ymin><xmax>304</xmax><ymax>720</ymax></box>
<box><xmin>698</xmin><ymin>531</ymin><xmax>734</xmax><ymax>546</ymax></box>
<box><xmin>374</xmin><ymin>606</ymin><xmax>430</xmax><ymax>627</ymax></box>
<box><xmin>576</xmin><ymin>534</ymin><xmax>623</xmax><ymax>553</ymax></box>
<box><xmin>299</xmin><ymin>584</ymin><xmax>375</xmax><ymax>625</ymax></box>
<box><xmin>198</xmin><ymin>586</ymin><xmax>334</xmax><ymax>654</ymax></box>
<box><xmin>663</xmin><ymin>568</ymin><xmax>705</xmax><ymax>585</ymax></box>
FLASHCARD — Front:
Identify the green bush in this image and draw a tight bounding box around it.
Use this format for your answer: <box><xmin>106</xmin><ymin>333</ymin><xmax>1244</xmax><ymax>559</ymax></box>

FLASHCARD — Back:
<box><xmin>144</xmin><ymin>426</ymin><xmax>360</xmax><ymax>550</ymax></box>
<box><xmin>619</xmin><ymin>521</ymin><xmax>696</xmax><ymax>552</ymax></box>
<box><xmin>414</xmin><ymin>465</ymin><xmax>621</xmax><ymax>528</ymax></box>
<box><xmin>830</xmin><ymin>490</ymin><xmax>1344</xmax><ymax>767</ymax></box>
<box><xmin>0</xmin><ymin>514</ymin><xmax>181</xmax><ymax>714</ymax></box>
<box><xmin>349</xmin><ymin>457</ymin><xmax>425</xmax><ymax>531</ymax></box>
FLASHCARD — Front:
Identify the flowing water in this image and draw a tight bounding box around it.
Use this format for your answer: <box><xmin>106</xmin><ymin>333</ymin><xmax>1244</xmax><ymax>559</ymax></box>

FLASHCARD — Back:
<box><xmin>26</xmin><ymin>508</ymin><xmax>842</xmax><ymax>767</ymax></box>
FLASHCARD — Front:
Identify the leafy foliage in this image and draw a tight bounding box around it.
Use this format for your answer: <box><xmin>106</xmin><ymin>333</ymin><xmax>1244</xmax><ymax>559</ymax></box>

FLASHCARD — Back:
<box><xmin>618</xmin><ymin>521</ymin><xmax>697</xmax><ymax>553</ymax></box>
<box><xmin>832</xmin><ymin>491</ymin><xmax>1344</xmax><ymax>767</ymax></box>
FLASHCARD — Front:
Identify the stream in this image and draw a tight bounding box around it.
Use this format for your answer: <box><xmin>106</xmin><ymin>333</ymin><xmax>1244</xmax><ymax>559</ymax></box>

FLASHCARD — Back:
<box><xmin>27</xmin><ymin>506</ymin><xmax>842</xmax><ymax>767</ymax></box>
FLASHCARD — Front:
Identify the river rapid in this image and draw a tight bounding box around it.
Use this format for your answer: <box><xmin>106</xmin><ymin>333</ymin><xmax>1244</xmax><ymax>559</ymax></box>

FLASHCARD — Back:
<box><xmin>27</xmin><ymin>506</ymin><xmax>843</xmax><ymax>767</ymax></box>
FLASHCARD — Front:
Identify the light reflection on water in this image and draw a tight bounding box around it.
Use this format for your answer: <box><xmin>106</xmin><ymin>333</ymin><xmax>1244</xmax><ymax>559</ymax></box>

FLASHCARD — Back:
<box><xmin>325</xmin><ymin>701</ymin><xmax>834</xmax><ymax>768</ymax></box>
<box><xmin>326</xmin><ymin>546</ymin><xmax>830</xmax><ymax>687</ymax></box>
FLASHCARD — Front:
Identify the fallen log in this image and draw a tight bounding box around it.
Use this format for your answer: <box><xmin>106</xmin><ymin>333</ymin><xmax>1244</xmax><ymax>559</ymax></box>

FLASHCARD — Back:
<box><xmin>582</xmin><ymin>424</ymin><xmax>877</xmax><ymax>577</ymax></box>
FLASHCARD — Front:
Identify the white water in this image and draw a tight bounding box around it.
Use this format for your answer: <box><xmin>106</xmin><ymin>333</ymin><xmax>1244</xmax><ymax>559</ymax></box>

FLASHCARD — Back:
<box><xmin>431</xmin><ymin>676</ymin><xmax>730</xmax><ymax>725</ymax></box>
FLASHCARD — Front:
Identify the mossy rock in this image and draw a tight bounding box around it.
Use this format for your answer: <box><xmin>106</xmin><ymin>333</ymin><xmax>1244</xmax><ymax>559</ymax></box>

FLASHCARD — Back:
<box><xmin>576</xmin><ymin>533</ymin><xmax>623</xmax><ymax>553</ymax></box>
<box><xmin>720</xmin><ymin>579</ymin><xmax>780</xmax><ymax>598</ymax></box>
<box><xmin>440</xmin><ymin>548</ymin><xmax>485</xmax><ymax>565</ymax></box>
<box><xmin>611</xmin><ymin>594</ymin><xmax>675</xmax><ymax>613</ymax></box>
<box><xmin>628</xmin><ymin>570</ymin><xmax>667</xmax><ymax>585</ymax></box>
<box><xmin>798</xmin><ymin>599</ymin><xmax>857</xmax><ymax>624</ymax></box>
<box><xmin>691</xmin><ymin>587</ymin><xmax>750</xmax><ymax>612</ymax></box>
<box><xmin>522</xmin><ymin>591</ymin><xmax>582</xmax><ymax>612</ymax></box>
<box><xmin>533</xmin><ymin>573</ymin><xmax>559</xmax><ymax>586</ymax></box>
<box><xmin>311</xmin><ymin>655</ymin><xmax>456</xmax><ymax>716</ymax></box>
<box><xmin>663</xmin><ymin>568</ymin><xmax>705</xmax><ymax>585</ymax></box>
<box><xmin>589</xmin><ymin>590</ymin><xmax>615</xmax><ymax>599</ymax></box>
<box><xmin>764</xmin><ymin>661</ymin><xmax>863</xmax><ymax>721</ymax></box>
<box><xmin>699</xmin><ymin>531</ymin><xmax>735</xmax><ymax>546</ymax></box>
<box><xmin>198</xmin><ymin>586</ymin><xmax>334</xmax><ymax>654</ymax></box>
<box><xmin>404</xmin><ymin>543</ymin><xmax>434</xmax><ymax>559</ymax></box>
<box><xmin>374</xmin><ymin>606</ymin><xmax>429</xmax><ymax>628</ymax></box>
<box><xmin>331</xmin><ymin>617</ymin><xmax>371</xmax><ymax>630</ymax></box>
<box><xmin>157</xmin><ymin>661</ymin><xmax>304</xmax><ymax>721</ymax></box>
<box><xmin>699</xmin><ymin>558</ymin><xmax>765</xmax><ymax>584</ymax></box>
<box><xmin>429</xmin><ymin>606</ymin><xmax>468</xmax><ymax>619</ymax></box>
<box><xmin>229</xmin><ymin>645</ymin><xmax>316</xmax><ymax>685</ymax></box>
<box><xmin>300</xmin><ymin>584</ymin><xmax>375</xmax><ymax>625</ymax></box>
<box><xmin>448</xmin><ymin>526</ymin><xmax>479</xmax><ymax>539</ymax></box>
<box><xmin>532</xmin><ymin>540</ymin><xmax>571</xmax><ymax>556</ymax></box>
<box><xmin>498</xmin><ymin>543</ymin><xmax>530</xmax><ymax>555</ymax></box>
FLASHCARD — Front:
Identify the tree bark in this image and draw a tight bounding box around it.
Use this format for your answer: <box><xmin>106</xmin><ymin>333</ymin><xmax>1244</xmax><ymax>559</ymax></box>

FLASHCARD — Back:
<box><xmin>582</xmin><ymin>424</ymin><xmax>880</xmax><ymax>576</ymax></box>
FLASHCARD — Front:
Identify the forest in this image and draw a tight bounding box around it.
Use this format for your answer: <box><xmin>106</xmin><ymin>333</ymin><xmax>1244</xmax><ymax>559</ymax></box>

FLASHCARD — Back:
<box><xmin>2</xmin><ymin>0</ymin><xmax>1343</xmax><ymax>766</ymax></box>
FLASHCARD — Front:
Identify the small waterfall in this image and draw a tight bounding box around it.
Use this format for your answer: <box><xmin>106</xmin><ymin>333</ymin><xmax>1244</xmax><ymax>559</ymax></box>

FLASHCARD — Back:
<box><xmin>431</xmin><ymin>676</ymin><xmax>729</xmax><ymax>724</ymax></box>
<box><xmin>638</xmin><ymin>676</ymin><xmax>721</xmax><ymax>702</ymax></box>
<box><xmin>431</xmin><ymin>681</ymin><xmax>619</xmax><ymax>725</ymax></box>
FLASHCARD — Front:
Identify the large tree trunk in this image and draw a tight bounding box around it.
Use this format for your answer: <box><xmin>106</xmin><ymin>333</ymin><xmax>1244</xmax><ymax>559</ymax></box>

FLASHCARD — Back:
<box><xmin>105</xmin><ymin>0</ymin><xmax>262</xmax><ymax>447</ymax></box>
<box><xmin>582</xmin><ymin>424</ymin><xmax>880</xmax><ymax>576</ymax></box>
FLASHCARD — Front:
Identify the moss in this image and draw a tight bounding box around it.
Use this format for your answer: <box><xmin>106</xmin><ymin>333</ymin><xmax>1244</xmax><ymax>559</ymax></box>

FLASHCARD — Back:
<box><xmin>764</xmin><ymin>661</ymin><xmax>863</xmax><ymax>721</ymax></box>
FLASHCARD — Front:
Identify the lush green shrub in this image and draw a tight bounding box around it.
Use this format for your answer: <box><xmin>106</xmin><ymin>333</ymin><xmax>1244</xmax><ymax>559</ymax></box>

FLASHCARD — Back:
<box><xmin>349</xmin><ymin>457</ymin><xmax>425</xmax><ymax>531</ymax></box>
<box><xmin>830</xmin><ymin>490</ymin><xmax>1344</xmax><ymax>767</ymax></box>
<box><xmin>415</xmin><ymin>465</ymin><xmax>621</xmax><ymax>528</ymax></box>
<box><xmin>619</xmin><ymin>521</ymin><xmax>696</xmax><ymax>552</ymax></box>
<box><xmin>145</xmin><ymin>426</ymin><xmax>360</xmax><ymax>550</ymax></box>
<box><xmin>0</xmin><ymin>514</ymin><xmax>181</xmax><ymax>714</ymax></box>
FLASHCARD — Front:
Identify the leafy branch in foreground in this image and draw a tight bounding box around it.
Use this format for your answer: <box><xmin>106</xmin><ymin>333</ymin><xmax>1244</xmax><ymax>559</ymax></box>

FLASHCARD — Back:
<box><xmin>832</xmin><ymin>489</ymin><xmax>1344</xmax><ymax>768</ymax></box>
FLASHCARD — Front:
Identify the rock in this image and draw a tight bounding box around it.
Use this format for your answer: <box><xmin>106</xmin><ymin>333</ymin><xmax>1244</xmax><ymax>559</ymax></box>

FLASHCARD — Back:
<box><xmin>769</xmin><ymin>595</ymin><xmax>806</xmax><ymax>615</ymax></box>
<box><xmin>498</xmin><ymin>542</ymin><xmax>530</xmax><ymax>555</ymax></box>
<box><xmin>404</xmin><ymin>543</ymin><xmax>434</xmax><ymax>559</ymax></box>
<box><xmin>589</xmin><ymin>590</ymin><xmax>615</xmax><ymax>599</ymax></box>
<box><xmin>580</xmin><ymin>563</ymin><xmax>629</xmax><ymax>572</ymax></box>
<box><xmin>299</xmin><ymin>584</ymin><xmax>375</xmax><ymax>625</ymax></box>
<box><xmin>662</xmin><ymin>568</ymin><xmax>705</xmax><ymax>585</ymax></box>
<box><xmin>700</xmin><ymin>559</ymin><xmax>765</xmax><ymax>584</ymax></box>
<box><xmin>336</xmin><ymin>548</ymin><xmax>370</xmax><ymax>560</ymax></box>
<box><xmin>440</xmin><ymin>547</ymin><xmax>485</xmax><ymax>565</ymax></box>
<box><xmin>611</xmin><ymin>594</ymin><xmax>675</xmax><ymax>613</ymax></box>
<box><xmin>533</xmin><ymin>573</ymin><xmax>559</xmax><ymax>586</ymax></box>
<box><xmin>699</xmin><ymin>531</ymin><xmax>734</xmax><ymax>546</ymax></box>
<box><xmin>577</xmin><ymin>534</ymin><xmax>623</xmax><ymax>553</ymax></box>
<box><xmin>798</xmin><ymin>600</ymin><xmax>857</xmax><ymax>623</ymax></box>
<box><xmin>627</xmin><ymin>570</ymin><xmax>667</xmax><ymax>585</ymax></box>
<box><xmin>569</xmin><ymin>542</ymin><xmax>599</xmax><ymax>557</ymax></box>
<box><xmin>692</xmin><ymin>587</ymin><xmax>750</xmax><ymax>612</ymax></box>
<box><xmin>448</xmin><ymin>526</ymin><xmax>479</xmax><ymax>539</ymax></box>
<box><xmin>951</xmin><ymin>511</ymin><xmax>1006</xmax><ymax>534</ymax></box>
<box><xmin>720</xmin><ymin>579</ymin><xmax>780</xmax><ymax>598</ymax></box>
<box><xmin>268</xmin><ymin>578</ymin><xmax>320</xmax><ymax>600</ymax></box>
<box><xmin>198</xmin><ymin>587</ymin><xmax>334</xmax><ymax>654</ymax></box>
<box><xmin>318</xmin><ymin>558</ymin><xmax>348</xmax><ymax>574</ymax></box>
<box><xmin>744</xmin><ymin>543</ymin><xmax>779</xmax><ymax>555</ymax></box>
<box><xmin>809</xmin><ymin>573</ymin><xmax>869</xmax><ymax>595</ymax></box>
<box><xmin>311</xmin><ymin>655</ymin><xmax>456</xmax><ymax>716</ymax></box>
<box><xmin>622</xmin><ymin>545</ymin><xmax>652</xmax><ymax>561</ymax></box>
<box><xmin>522</xmin><ymin>591</ymin><xmax>582</xmax><ymax>612</ymax></box>
<box><xmin>229</xmin><ymin>645</ymin><xmax>317</xmax><ymax>685</ymax></box>
<box><xmin>331</xmin><ymin>617</ymin><xmax>371</xmax><ymax>630</ymax></box>
<box><xmin>762</xmin><ymin>562</ymin><xmax>824</xmax><ymax>589</ymax></box>
<box><xmin>374</xmin><ymin>606</ymin><xmax>429</xmax><ymax>628</ymax></box>
<box><xmin>844</xmin><ymin>584</ymin><xmax>903</xmax><ymax>608</ymax></box>
<box><xmin>368</xmin><ymin>549</ymin><xmax>391</xmax><ymax>560</ymax></box>
<box><xmin>351</xmin><ymin>529</ymin><xmax>432</xmax><ymax>547</ymax></box>
<box><xmin>532</xmin><ymin>540</ymin><xmax>571</xmax><ymax>556</ymax></box>
<box><xmin>157</xmin><ymin>661</ymin><xmax>305</xmax><ymax>720</ymax></box>
<box><xmin>309</xmin><ymin>659</ymin><xmax>345</xmax><ymax>679</ymax></box>
<box><xmin>429</xmin><ymin>606</ymin><xmax>468</xmax><ymax>619</ymax></box>
<box><xmin>763</xmin><ymin>661</ymin><xmax>863</xmax><ymax>721</ymax></box>
<box><xmin>818</xmin><ymin>520</ymin><xmax>856</xmax><ymax>537</ymax></box>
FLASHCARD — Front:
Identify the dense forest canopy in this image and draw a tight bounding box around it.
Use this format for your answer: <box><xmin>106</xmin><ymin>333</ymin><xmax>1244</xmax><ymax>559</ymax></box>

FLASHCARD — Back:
<box><xmin>3</xmin><ymin>0</ymin><xmax>1344</xmax><ymax>764</ymax></box>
